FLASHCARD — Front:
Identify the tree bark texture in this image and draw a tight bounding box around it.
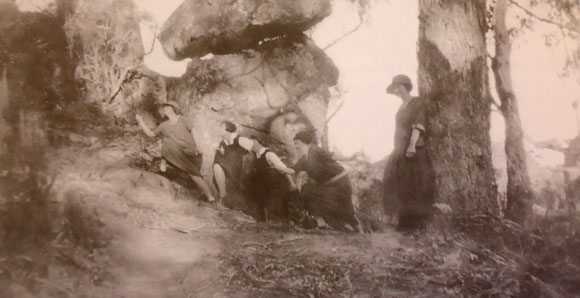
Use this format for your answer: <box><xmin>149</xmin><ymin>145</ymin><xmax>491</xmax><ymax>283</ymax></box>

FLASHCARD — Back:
<box><xmin>418</xmin><ymin>0</ymin><xmax>499</xmax><ymax>214</ymax></box>
<box><xmin>492</xmin><ymin>0</ymin><xmax>534</xmax><ymax>224</ymax></box>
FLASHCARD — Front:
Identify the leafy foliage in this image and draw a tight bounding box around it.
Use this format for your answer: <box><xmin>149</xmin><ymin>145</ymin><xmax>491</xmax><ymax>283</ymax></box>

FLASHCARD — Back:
<box><xmin>63</xmin><ymin>0</ymin><xmax>143</xmax><ymax>108</ymax></box>
<box><xmin>503</xmin><ymin>0</ymin><xmax>579</xmax><ymax>80</ymax></box>
<box><xmin>181</xmin><ymin>59</ymin><xmax>224</xmax><ymax>97</ymax></box>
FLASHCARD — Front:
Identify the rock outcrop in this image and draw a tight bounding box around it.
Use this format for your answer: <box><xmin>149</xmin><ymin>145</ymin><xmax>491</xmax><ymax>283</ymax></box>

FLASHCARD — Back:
<box><xmin>50</xmin><ymin>0</ymin><xmax>341</xmax><ymax>222</ymax></box>
<box><xmin>161</xmin><ymin>29</ymin><xmax>338</xmax><ymax>217</ymax></box>
<box><xmin>166</xmin><ymin>34</ymin><xmax>338</xmax><ymax>178</ymax></box>
<box><xmin>159</xmin><ymin>0</ymin><xmax>331</xmax><ymax>60</ymax></box>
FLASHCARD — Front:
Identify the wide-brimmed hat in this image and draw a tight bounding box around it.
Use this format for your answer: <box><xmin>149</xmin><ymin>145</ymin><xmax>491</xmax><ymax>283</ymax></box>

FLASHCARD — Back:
<box><xmin>158</xmin><ymin>101</ymin><xmax>181</xmax><ymax>114</ymax></box>
<box><xmin>386</xmin><ymin>74</ymin><xmax>413</xmax><ymax>94</ymax></box>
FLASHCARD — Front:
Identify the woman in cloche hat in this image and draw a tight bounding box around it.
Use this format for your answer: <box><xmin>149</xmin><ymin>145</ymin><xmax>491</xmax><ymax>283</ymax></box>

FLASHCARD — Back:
<box><xmin>383</xmin><ymin>74</ymin><xmax>435</xmax><ymax>232</ymax></box>
<box><xmin>135</xmin><ymin>101</ymin><xmax>217</xmax><ymax>203</ymax></box>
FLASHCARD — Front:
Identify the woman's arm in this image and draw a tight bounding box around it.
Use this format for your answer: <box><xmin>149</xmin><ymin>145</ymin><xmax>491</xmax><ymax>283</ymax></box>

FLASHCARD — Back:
<box><xmin>135</xmin><ymin>114</ymin><xmax>157</xmax><ymax>138</ymax></box>
<box><xmin>266</xmin><ymin>152</ymin><xmax>296</xmax><ymax>175</ymax></box>
<box><xmin>331</xmin><ymin>151</ymin><xmax>359</xmax><ymax>162</ymax></box>
<box><xmin>406</xmin><ymin>128</ymin><xmax>421</xmax><ymax>158</ymax></box>
<box><xmin>285</xmin><ymin>174</ymin><xmax>297</xmax><ymax>190</ymax></box>
<box><xmin>237</xmin><ymin>136</ymin><xmax>254</xmax><ymax>152</ymax></box>
<box><xmin>407</xmin><ymin>97</ymin><xmax>428</xmax><ymax>158</ymax></box>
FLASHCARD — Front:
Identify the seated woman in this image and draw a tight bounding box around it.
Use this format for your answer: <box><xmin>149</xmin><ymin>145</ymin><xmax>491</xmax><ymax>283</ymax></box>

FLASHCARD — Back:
<box><xmin>292</xmin><ymin>130</ymin><xmax>361</xmax><ymax>232</ymax></box>
<box><xmin>212</xmin><ymin>121</ymin><xmax>254</xmax><ymax>207</ymax></box>
<box><xmin>135</xmin><ymin>101</ymin><xmax>216</xmax><ymax>203</ymax></box>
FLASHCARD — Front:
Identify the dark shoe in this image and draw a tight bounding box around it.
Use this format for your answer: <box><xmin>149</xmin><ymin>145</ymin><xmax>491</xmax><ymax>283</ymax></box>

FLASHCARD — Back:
<box><xmin>302</xmin><ymin>216</ymin><xmax>318</xmax><ymax>229</ymax></box>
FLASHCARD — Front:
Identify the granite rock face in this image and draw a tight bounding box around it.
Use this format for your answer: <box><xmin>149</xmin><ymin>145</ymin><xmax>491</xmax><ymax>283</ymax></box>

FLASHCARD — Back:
<box><xmin>159</xmin><ymin>0</ymin><xmax>331</xmax><ymax>60</ymax></box>
<box><xmin>165</xmin><ymin>35</ymin><xmax>338</xmax><ymax>213</ymax></box>
<box><xmin>166</xmin><ymin>34</ymin><xmax>338</xmax><ymax>171</ymax></box>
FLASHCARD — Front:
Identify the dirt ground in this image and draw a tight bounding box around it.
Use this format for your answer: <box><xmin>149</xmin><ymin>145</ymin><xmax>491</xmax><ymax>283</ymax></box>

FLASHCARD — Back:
<box><xmin>0</xmin><ymin>125</ymin><xmax>508</xmax><ymax>298</ymax></box>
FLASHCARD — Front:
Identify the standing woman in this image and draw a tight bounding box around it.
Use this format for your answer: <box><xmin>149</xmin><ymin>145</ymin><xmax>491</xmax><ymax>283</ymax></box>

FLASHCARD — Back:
<box><xmin>293</xmin><ymin>130</ymin><xmax>361</xmax><ymax>233</ymax></box>
<box><xmin>384</xmin><ymin>74</ymin><xmax>435</xmax><ymax>232</ymax></box>
<box><xmin>135</xmin><ymin>101</ymin><xmax>216</xmax><ymax>203</ymax></box>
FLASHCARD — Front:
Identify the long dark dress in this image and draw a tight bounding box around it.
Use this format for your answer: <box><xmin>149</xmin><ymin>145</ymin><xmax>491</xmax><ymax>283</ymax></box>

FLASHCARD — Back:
<box><xmin>246</xmin><ymin>149</ymin><xmax>292</xmax><ymax>221</ymax></box>
<box><xmin>294</xmin><ymin>145</ymin><xmax>360</xmax><ymax>231</ymax></box>
<box><xmin>213</xmin><ymin>136</ymin><xmax>249</xmax><ymax>209</ymax></box>
<box><xmin>155</xmin><ymin>117</ymin><xmax>202</xmax><ymax>177</ymax></box>
<box><xmin>213</xmin><ymin>137</ymin><xmax>248</xmax><ymax>186</ymax></box>
<box><xmin>383</xmin><ymin>97</ymin><xmax>435</xmax><ymax>231</ymax></box>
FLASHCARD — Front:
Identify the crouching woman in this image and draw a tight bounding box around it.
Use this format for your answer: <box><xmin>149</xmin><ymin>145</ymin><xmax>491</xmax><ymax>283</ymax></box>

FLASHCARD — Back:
<box><xmin>135</xmin><ymin>101</ymin><xmax>216</xmax><ymax>203</ymax></box>
<box><xmin>292</xmin><ymin>131</ymin><xmax>361</xmax><ymax>232</ymax></box>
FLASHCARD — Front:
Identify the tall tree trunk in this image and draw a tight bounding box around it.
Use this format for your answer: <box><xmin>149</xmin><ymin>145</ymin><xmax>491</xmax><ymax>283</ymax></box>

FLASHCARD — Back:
<box><xmin>418</xmin><ymin>0</ymin><xmax>498</xmax><ymax>214</ymax></box>
<box><xmin>492</xmin><ymin>0</ymin><xmax>534</xmax><ymax>224</ymax></box>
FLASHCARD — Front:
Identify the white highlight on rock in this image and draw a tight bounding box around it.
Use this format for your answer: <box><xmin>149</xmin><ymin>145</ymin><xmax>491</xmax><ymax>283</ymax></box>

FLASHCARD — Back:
<box><xmin>139</xmin><ymin>23</ymin><xmax>190</xmax><ymax>78</ymax></box>
<box><xmin>136</xmin><ymin>0</ymin><xmax>189</xmax><ymax>77</ymax></box>
<box><xmin>200</xmin><ymin>53</ymin><xmax>214</xmax><ymax>60</ymax></box>
<box><xmin>14</xmin><ymin>0</ymin><xmax>54</xmax><ymax>13</ymax></box>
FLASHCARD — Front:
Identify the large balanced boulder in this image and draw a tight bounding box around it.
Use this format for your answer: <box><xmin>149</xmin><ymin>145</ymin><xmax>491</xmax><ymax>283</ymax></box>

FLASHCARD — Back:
<box><xmin>164</xmin><ymin>34</ymin><xmax>338</xmax><ymax>213</ymax></box>
<box><xmin>166</xmin><ymin>34</ymin><xmax>337</xmax><ymax>168</ymax></box>
<box><xmin>159</xmin><ymin>0</ymin><xmax>331</xmax><ymax>60</ymax></box>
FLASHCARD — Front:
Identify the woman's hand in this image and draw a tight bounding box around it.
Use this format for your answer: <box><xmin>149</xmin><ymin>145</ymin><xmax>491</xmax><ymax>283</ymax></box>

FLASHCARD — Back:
<box><xmin>405</xmin><ymin>146</ymin><xmax>416</xmax><ymax>159</ymax></box>
<box><xmin>135</xmin><ymin>114</ymin><xmax>156</xmax><ymax>138</ymax></box>
<box><xmin>406</xmin><ymin>128</ymin><xmax>421</xmax><ymax>159</ymax></box>
<box><xmin>285</xmin><ymin>174</ymin><xmax>298</xmax><ymax>190</ymax></box>
<box><xmin>333</xmin><ymin>151</ymin><xmax>361</xmax><ymax>162</ymax></box>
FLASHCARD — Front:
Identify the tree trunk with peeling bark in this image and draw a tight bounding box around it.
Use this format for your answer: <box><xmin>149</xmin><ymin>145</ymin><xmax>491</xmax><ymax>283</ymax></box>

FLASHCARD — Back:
<box><xmin>418</xmin><ymin>0</ymin><xmax>498</xmax><ymax>215</ymax></box>
<box><xmin>492</xmin><ymin>0</ymin><xmax>534</xmax><ymax>224</ymax></box>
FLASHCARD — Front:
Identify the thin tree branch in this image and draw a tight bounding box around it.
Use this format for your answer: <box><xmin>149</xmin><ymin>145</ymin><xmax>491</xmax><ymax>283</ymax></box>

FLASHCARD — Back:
<box><xmin>489</xmin><ymin>93</ymin><xmax>502</xmax><ymax>110</ymax></box>
<box><xmin>322</xmin><ymin>17</ymin><xmax>364</xmax><ymax>51</ymax></box>
<box><xmin>559</xmin><ymin>27</ymin><xmax>580</xmax><ymax>84</ymax></box>
<box><xmin>562</xmin><ymin>6</ymin><xmax>579</xmax><ymax>25</ymax></box>
<box><xmin>108</xmin><ymin>24</ymin><xmax>158</xmax><ymax>104</ymax></box>
<box><xmin>144</xmin><ymin>24</ymin><xmax>157</xmax><ymax>56</ymax></box>
<box><xmin>508</xmin><ymin>0</ymin><xmax>578</xmax><ymax>34</ymax></box>
<box><xmin>107</xmin><ymin>66</ymin><xmax>138</xmax><ymax>103</ymax></box>
<box><xmin>325</xmin><ymin>100</ymin><xmax>345</xmax><ymax>124</ymax></box>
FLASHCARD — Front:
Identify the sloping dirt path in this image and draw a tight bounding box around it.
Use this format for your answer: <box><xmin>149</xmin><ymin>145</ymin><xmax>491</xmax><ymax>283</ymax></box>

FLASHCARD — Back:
<box><xmin>43</xmin><ymin>132</ymin><xmax>448</xmax><ymax>298</ymax></box>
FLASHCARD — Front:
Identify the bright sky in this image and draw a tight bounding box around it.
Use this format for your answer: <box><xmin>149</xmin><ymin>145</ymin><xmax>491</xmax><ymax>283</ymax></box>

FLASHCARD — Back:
<box><xmin>136</xmin><ymin>0</ymin><xmax>579</xmax><ymax>162</ymax></box>
<box><xmin>312</xmin><ymin>0</ymin><xmax>421</xmax><ymax>161</ymax></box>
<box><xmin>135</xmin><ymin>0</ymin><xmax>423</xmax><ymax>161</ymax></box>
<box><xmin>315</xmin><ymin>0</ymin><xmax>579</xmax><ymax>161</ymax></box>
<box><xmin>18</xmin><ymin>0</ymin><xmax>580</xmax><ymax>162</ymax></box>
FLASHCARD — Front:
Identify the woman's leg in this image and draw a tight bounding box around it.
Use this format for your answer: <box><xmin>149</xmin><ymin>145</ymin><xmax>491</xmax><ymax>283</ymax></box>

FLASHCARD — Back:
<box><xmin>213</xmin><ymin>163</ymin><xmax>227</xmax><ymax>199</ymax></box>
<box><xmin>344</xmin><ymin>212</ymin><xmax>362</xmax><ymax>233</ymax></box>
<box><xmin>191</xmin><ymin>175</ymin><xmax>216</xmax><ymax>202</ymax></box>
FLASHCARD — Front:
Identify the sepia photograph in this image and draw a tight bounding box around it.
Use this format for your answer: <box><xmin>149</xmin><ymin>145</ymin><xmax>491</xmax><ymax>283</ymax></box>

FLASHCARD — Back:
<box><xmin>0</xmin><ymin>0</ymin><xmax>579</xmax><ymax>297</ymax></box>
